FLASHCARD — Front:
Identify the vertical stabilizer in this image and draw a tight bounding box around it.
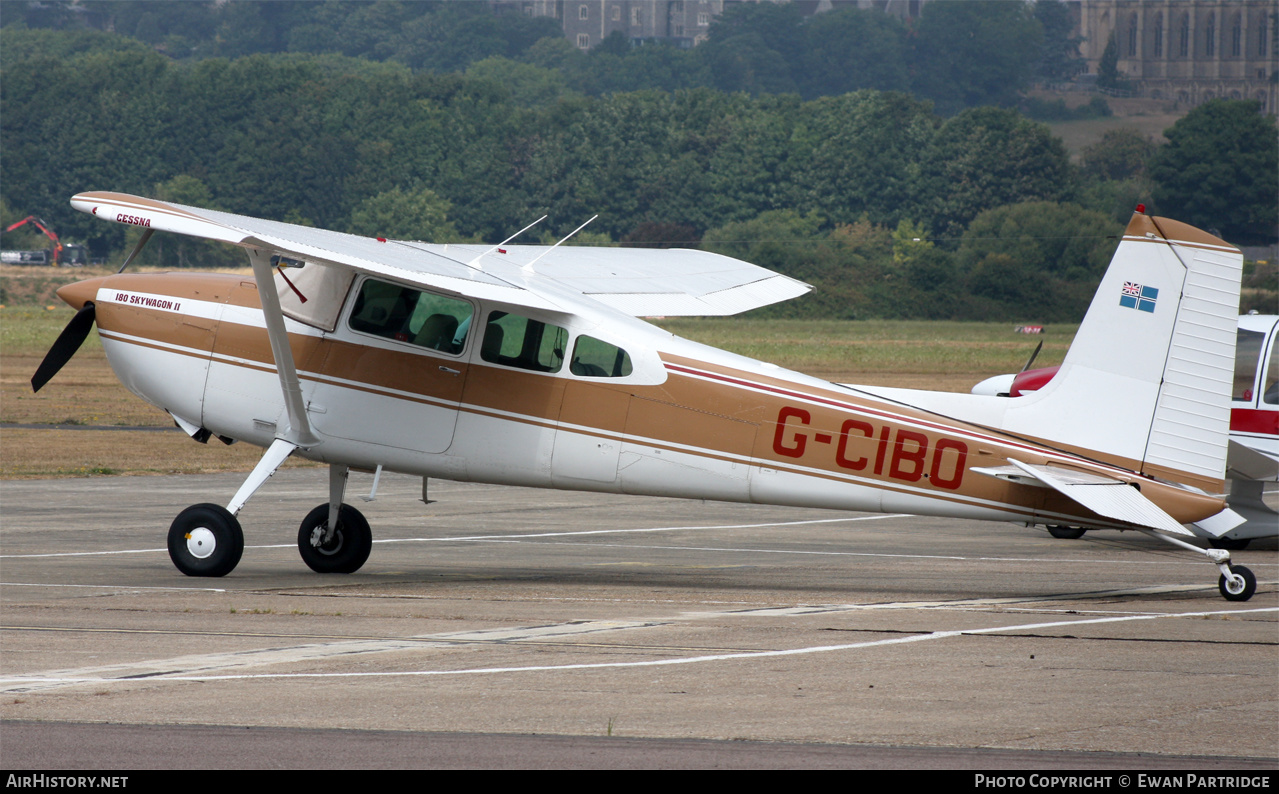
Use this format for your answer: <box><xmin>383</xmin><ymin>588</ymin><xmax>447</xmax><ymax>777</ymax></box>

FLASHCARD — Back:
<box><xmin>1000</xmin><ymin>212</ymin><xmax>1242</xmax><ymax>491</ymax></box>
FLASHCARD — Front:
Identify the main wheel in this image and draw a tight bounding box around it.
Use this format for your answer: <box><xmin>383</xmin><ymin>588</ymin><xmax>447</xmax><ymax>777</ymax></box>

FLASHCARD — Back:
<box><xmin>1047</xmin><ymin>525</ymin><xmax>1087</xmax><ymax>539</ymax></box>
<box><xmin>298</xmin><ymin>503</ymin><xmax>372</xmax><ymax>574</ymax></box>
<box><xmin>1218</xmin><ymin>565</ymin><xmax>1256</xmax><ymax>602</ymax></box>
<box><xmin>168</xmin><ymin>504</ymin><xmax>244</xmax><ymax>577</ymax></box>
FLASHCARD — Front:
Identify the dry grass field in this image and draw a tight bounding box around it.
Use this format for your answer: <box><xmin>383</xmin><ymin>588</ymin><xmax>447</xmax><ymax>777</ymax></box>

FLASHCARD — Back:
<box><xmin>1038</xmin><ymin>93</ymin><xmax>1186</xmax><ymax>159</ymax></box>
<box><xmin>1</xmin><ymin>265</ymin><xmax>1074</xmax><ymax>478</ymax></box>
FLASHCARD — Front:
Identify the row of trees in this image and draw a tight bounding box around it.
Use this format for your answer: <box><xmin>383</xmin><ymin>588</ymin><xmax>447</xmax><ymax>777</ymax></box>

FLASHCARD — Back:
<box><xmin>2</xmin><ymin>27</ymin><xmax>1274</xmax><ymax>320</ymax></box>
<box><xmin>6</xmin><ymin>0</ymin><xmax>1081</xmax><ymax>113</ymax></box>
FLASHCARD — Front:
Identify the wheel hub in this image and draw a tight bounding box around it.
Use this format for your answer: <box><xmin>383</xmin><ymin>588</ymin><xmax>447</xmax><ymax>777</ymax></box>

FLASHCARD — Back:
<box><xmin>185</xmin><ymin>528</ymin><xmax>217</xmax><ymax>559</ymax></box>
<box><xmin>1226</xmin><ymin>574</ymin><xmax>1246</xmax><ymax>595</ymax></box>
<box><xmin>309</xmin><ymin>525</ymin><xmax>343</xmax><ymax>555</ymax></box>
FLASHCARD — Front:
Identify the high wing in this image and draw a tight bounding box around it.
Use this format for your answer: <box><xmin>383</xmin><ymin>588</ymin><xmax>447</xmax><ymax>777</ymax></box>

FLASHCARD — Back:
<box><xmin>70</xmin><ymin>192</ymin><xmax>810</xmax><ymax>317</ymax></box>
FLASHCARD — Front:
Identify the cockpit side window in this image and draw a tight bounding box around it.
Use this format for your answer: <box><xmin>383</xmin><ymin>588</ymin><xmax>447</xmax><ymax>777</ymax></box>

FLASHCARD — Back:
<box><xmin>480</xmin><ymin>310</ymin><xmax>567</xmax><ymax>373</ymax></box>
<box><xmin>570</xmin><ymin>335</ymin><xmax>633</xmax><ymax>378</ymax></box>
<box><xmin>348</xmin><ymin>278</ymin><xmax>472</xmax><ymax>355</ymax></box>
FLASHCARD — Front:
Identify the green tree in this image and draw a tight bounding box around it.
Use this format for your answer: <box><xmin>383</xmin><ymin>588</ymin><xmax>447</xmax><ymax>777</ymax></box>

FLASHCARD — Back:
<box><xmin>958</xmin><ymin>201</ymin><xmax>1119</xmax><ymax>281</ymax></box>
<box><xmin>622</xmin><ymin>222</ymin><xmax>700</xmax><ymax>248</ymax></box>
<box><xmin>701</xmin><ymin>209</ymin><xmax>836</xmax><ymax>317</ymax></box>
<box><xmin>698</xmin><ymin>2</ymin><xmax>804</xmax><ymax>95</ymax></box>
<box><xmin>892</xmin><ymin>219</ymin><xmax>933</xmax><ymax>267</ymax></box>
<box><xmin>910</xmin><ymin>1</ymin><xmax>1044</xmax><ymax>115</ymax></box>
<box><xmin>798</xmin><ymin>8</ymin><xmax>908</xmax><ymax>98</ymax></box>
<box><xmin>1081</xmin><ymin>128</ymin><xmax>1157</xmax><ymax>181</ymax></box>
<box><xmin>698</xmin><ymin>32</ymin><xmax>797</xmax><ymax>95</ymax></box>
<box><xmin>703</xmin><ymin>1</ymin><xmax>806</xmax><ymax>68</ymax></box>
<box><xmin>790</xmin><ymin>90</ymin><xmax>938</xmax><ymax>228</ymax></box>
<box><xmin>958</xmin><ymin>201</ymin><xmax>1120</xmax><ymax>320</ymax></box>
<box><xmin>1148</xmin><ymin>100</ymin><xmax>1279</xmax><ymax>242</ymax></box>
<box><xmin>466</xmin><ymin>57</ymin><xmax>572</xmax><ymax>107</ymax></box>
<box><xmin>348</xmin><ymin>186</ymin><xmax>460</xmax><ymax>242</ymax></box>
<box><xmin>139</xmin><ymin>175</ymin><xmax>241</xmax><ymax>269</ymax></box>
<box><xmin>914</xmin><ymin>107</ymin><xmax>1071</xmax><ymax>239</ymax></box>
<box><xmin>1033</xmin><ymin>0</ymin><xmax>1084</xmax><ymax>81</ymax></box>
<box><xmin>1096</xmin><ymin>33</ymin><xmax>1122</xmax><ymax>90</ymax></box>
<box><xmin>388</xmin><ymin>4</ymin><xmax>562</xmax><ymax>72</ymax></box>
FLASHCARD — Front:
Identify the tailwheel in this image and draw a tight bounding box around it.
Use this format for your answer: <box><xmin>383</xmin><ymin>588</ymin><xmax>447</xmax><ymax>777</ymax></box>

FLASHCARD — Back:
<box><xmin>1218</xmin><ymin>565</ymin><xmax>1256</xmax><ymax>602</ymax></box>
<box><xmin>168</xmin><ymin>503</ymin><xmax>244</xmax><ymax>577</ymax></box>
<box><xmin>298</xmin><ymin>503</ymin><xmax>372</xmax><ymax>574</ymax></box>
<box><xmin>1047</xmin><ymin>525</ymin><xmax>1087</xmax><ymax>539</ymax></box>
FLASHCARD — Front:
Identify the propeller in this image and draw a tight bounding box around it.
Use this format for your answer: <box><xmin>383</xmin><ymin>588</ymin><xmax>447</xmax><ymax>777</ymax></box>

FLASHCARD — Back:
<box><xmin>1019</xmin><ymin>340</ymin><xmax>1044</xmax><ymax>373</ymax></box>
<box><xmin>31</xmin><ymin>304</ymin><xmax>96</xmax><ymax>392</ymax></box>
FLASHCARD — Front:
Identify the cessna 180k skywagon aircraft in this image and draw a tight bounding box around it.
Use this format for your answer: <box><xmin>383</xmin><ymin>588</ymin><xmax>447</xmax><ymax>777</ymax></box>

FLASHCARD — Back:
<box><xmin>32</xmin><ymin>192</ymin><xmax>1258</xmax><ymax>601</ymax></box>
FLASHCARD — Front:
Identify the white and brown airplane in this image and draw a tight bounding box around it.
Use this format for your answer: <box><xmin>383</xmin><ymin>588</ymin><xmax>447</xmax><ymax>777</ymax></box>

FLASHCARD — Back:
<box><xmin>32</xmin><ymin>192</ymin><xmax>1257</xmax><ymax>601</ymax></box>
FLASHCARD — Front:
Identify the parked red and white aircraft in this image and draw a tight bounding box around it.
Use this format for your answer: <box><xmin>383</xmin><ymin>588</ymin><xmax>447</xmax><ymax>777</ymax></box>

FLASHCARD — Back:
<box><xmin>33</xmin><ymin>193</ymin><xmax>1258</xmax><ymax>601</ymax></box>
<box><xmin>973</xmin><ymin>313</ymin><xmax>1278</xmax><ymax>548</ymax></box>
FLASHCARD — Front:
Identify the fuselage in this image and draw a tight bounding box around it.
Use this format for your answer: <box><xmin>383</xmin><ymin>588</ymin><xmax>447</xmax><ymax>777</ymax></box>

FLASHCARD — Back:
<box><xmin>58</xmin><ymin>270</ymin><xmax>1228</xmax><ymax>530</ymax></box>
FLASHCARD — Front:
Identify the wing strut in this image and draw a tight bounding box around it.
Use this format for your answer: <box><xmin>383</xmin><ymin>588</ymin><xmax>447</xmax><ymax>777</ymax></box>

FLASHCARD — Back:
<box><xmin>116</xmin><ymin>229</ymin><xmax>154</xmax><ymax>274</ymax></box>
<box><xmin>247</xmin><ymin>247</ymin><xmax>319</xmax><ymax>448</ymax></box>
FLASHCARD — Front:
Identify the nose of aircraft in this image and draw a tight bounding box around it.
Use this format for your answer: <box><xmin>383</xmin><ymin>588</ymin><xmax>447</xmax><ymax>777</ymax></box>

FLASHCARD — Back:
<box><xmin>56</xmin><ymin>277</ymin><xmax>108</xmax><ymax>310</ymax></box>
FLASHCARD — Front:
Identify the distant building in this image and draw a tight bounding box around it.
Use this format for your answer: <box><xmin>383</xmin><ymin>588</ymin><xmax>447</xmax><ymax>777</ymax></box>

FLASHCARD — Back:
<box><xmin>504</xmin><ymin>1</ymin><xmax>724</xmax><ymax>49</ymax></box>
<box><xmin>500</xmin><ymin>0</ymin><xmax>925</xmax><ymax>50</ymax></box>
<box><xmin>1076</xmin><ymin>0</ymin><xmax>1278</xmax><ymax>112</ymax></box>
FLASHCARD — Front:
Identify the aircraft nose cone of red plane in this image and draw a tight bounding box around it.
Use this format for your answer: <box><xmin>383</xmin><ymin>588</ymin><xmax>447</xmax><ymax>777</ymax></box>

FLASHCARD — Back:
<box><xmin>56</xmin><ymin>277</ymin><xmax>108</xmax><ymax>310</ymax></box>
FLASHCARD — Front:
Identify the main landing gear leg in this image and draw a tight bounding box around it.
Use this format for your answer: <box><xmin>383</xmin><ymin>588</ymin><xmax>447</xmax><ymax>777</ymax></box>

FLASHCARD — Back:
<box><xmin>1140</xmin><ymin>529</ymin><xmax>1257</xmax><ymax>602</ymax></box>
<box><xmin>167</xmin><ymin>438</ymin><xmax>298</xmax><ymax>577</ymax></box>
<box><xmin>297</xmin><ymin>463</ymin><xmax>372</xmax><ymax>574</ymax></box>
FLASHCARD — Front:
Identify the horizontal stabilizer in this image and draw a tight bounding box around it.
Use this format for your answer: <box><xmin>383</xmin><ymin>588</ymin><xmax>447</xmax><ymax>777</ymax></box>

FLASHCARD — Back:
<box><xmin>1226</xmin><ymin>439</ymin><xmax>1279</xmax><ymax>482</ymax></box>
<box><xmin>1191</xmin><ymin>507</ymin><xmax>1247</xmax><ymax>539</ymax></box>
<box><xmin>997</xmin><ymin>459</ymin><xmax>1195</xmax><ymax>536</ymax></box>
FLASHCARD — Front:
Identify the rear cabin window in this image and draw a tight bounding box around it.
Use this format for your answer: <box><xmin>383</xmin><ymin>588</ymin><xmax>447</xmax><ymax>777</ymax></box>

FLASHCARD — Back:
<box><xmin>1233</xmin><ymin>328</ymin><xmax>1265</xmax><ymax>401</ymax></box>
<box><xmin>570</xmin><ymin>335</ymin><xmax>633</xmax><ymax>378</ymax></box>
<box><xmin>348</xmin><ymin>278</ymin><xmax>472</xmax><ymax>355</ymax></box>
<box><xmin>480</xmin><ymin>311</ymin><xmax>567</xmax><ymax>373</ymax></box>
<box><xmin>1264</xmin><ymin>338</ymin><xmax>1278</xmax><ymax>405</ymax></box>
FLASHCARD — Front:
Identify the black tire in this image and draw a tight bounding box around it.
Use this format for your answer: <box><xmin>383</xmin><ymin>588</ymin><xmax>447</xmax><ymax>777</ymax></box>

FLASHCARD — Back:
<box><xmin>1047</xmin><ymin>525</ymin><xmax>1087</xmax><ymax>539</ymax></box>
<box><xmin>1218</xmin><ymin>565</ymin><xmax>1257</xmax><ymax>602</ymax></box>
<box><xmin>1210</xmin><ymin>537</ymin><xmax>1251</xmax><ymax>551</ymax></box>
<box><xmin>168</xmin><ymin>503</ymin><xmax>244</xmax><ymax>577</ymax></box>
<box><xmin>298</xmin><ymin>503</ymin><xmax>372</xmax><ymax>574</ymax></box>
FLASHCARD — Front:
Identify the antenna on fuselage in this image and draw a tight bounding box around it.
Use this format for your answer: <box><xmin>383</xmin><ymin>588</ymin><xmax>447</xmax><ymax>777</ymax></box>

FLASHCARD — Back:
<box><xmin>522</xmin><ymin>215</ymin><xmax>598</xmax><ymax>274</ymax></box>
<box><xmin>468</xmin><ymin>215</ymin><xmax>547</xmax><ymax>270</ymax></box>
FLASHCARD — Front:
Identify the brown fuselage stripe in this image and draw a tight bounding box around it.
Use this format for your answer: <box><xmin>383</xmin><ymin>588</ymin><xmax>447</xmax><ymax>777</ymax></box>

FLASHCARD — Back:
<box><xmin>99</xmin><ymin>323</ymin><xmax>1158</xmax><ymax>528</ymax></box>
<box><xmin>91</xmin><ymin>273</ymin><xmax>1226</xmax><ymax>526</ymax></box>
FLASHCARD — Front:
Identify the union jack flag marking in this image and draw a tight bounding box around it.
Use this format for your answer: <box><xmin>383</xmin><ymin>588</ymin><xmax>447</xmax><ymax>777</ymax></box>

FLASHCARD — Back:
<box><xmin>1120</xmin><ymin>281</ymin><xmax>1158</xmax><ymax>313</ymax></box>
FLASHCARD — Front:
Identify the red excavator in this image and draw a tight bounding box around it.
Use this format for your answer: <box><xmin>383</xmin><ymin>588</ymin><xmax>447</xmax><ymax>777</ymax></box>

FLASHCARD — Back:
<box><xmin>2</xmin><ymin>216</ymin><xmax>87</xmax><ymax>266</ymax></box>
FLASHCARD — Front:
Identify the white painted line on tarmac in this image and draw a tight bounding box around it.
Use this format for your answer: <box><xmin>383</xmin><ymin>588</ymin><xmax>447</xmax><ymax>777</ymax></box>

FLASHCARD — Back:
<box><xmin>0</xmin><ymin>582</ymin><xmax>225</xmax><ymax>592</ymax></box>
<box><xmin>0</xmin><ymin>619</ymin><xmax>668</xmax><ymax>693</ymax></box>
<box><xmin>373</xmin><ymin>514</ymin><xmax>911</xmax><ymax>543</ymax></box>
<box><xmin>0</xmin><ymin>548</ymin><xmax>168</xmax><ymax>559</ymax></box>
<box><xmin>0</xmin><ymin>515</ymin><xmax>907</xmax><ymax>559</ymax></box>
<box><xmin>2</xmin><ymin>607</ymin><xmax>1273</xmax><ymax>690</ymax></box>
